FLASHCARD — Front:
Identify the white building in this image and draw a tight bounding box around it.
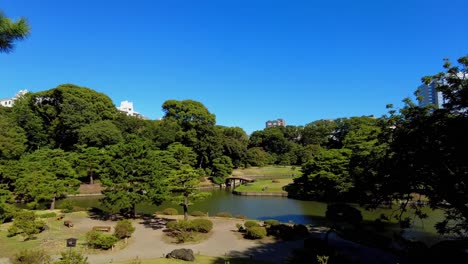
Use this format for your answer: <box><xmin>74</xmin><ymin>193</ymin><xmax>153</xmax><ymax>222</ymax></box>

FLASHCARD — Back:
<box><xmin>117</xmin><ymin>100</ymin><xmax>148</xmax><ymax>119</ymax></box>
<box><xmin>0</xmin><ymin>90</ymin><xmax>28</xmax><ymax>107</ymax></box>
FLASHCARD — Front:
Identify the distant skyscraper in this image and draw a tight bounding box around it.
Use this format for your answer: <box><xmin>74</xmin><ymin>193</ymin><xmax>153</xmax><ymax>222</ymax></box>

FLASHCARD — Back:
<box><xmin>417</xmin><ymin>82</ymin><xmax>444</xmax><ymax>108</ymax></box>
<box><xmin>266</xmin><ymin>118</ymin><xmax>286</xmax><ymax>128</ymax></box>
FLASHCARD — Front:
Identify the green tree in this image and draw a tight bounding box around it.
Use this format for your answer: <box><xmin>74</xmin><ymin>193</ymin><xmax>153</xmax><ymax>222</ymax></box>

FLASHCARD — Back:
<box><xmin>169</xmin><ymin>165</ymin><xmax>210</xmax><ymax>220</ymax></box>
<box><xmin>246</xmin><ymin>147</ymin><xmax>272</xmax><ymax>167</ymax></box>
<box><xmin>101</xmin><ymin>137</ymin><xmax>167</xmax><ymax>217</ymax></box>
<box><xmin>7</xmin><ymin>211</ymin><xmax>45</xmax><ymax>240</ymax></box>
<box><xmin>0</xmin><ymin>112</ymin><xmax>27</xmax><ymax>159</ymax></box>
<box><xmin>12</xmin><ymin>149</ymin><xmax>80</xmax><ymax>209</ymax></box>
<box><xmin>301</xmin><ymin>119</ymin><xmax>337</xmax><ymax>147</ymax></box>
<box><xmin>292</xmin><ymin>148</ymin><xmax>352</xmax><ymax>201</ymax></box>
<box><xmin>211</xmin><ymin>156</ymin><xmax>233</xmax><ymax>184</ymax></box>
<box><xmin>0</xmin><ymin>11</ymin><xmax>30</xmax><ymax>53</ymax></box>
<box><xmin>77</xmin><ymin>120</ymin><xmax>123</xmax><ymax>148</ymax></box>
<box><xmin>114</xmin><ymin>219</ymin><xmax>135</xmax><ymax>239</ymax></box>
<box><xmin>218</xmin><ymin>126</ymin><xmax>248</xmax><ymax>168</ymax></box>
<box><xmin>73</xmin><ymin>146</ymin><xmax>111</xmax><ymax>184</ymax></box>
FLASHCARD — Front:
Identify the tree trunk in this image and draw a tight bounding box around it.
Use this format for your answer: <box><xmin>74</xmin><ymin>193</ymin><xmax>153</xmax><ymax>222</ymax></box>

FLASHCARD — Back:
<box><xmin>132</xmin><ymin>203</ymin><xmax>137</xmax><ymax>219</ymax></box>
<box><xmin>50</xmin><ymin>196</ymin><xmax>56</xmax><ymax>210</ymax></box>
<box><xmin>89</xmin><ymin>162</ymin><xmax>94</xmax><ymax>184</ymax></box>
<box><xmin>183</xmin><ymin>195</ymin><xmax>189</xmax><ymax>221</ymax></box>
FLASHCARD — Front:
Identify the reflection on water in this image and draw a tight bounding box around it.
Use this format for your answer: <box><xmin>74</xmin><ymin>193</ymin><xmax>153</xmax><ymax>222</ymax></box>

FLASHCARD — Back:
<box><xmin>58</xmin><ymin>189</ymin><xmax>446</xmax><ymax>243</ymax></box>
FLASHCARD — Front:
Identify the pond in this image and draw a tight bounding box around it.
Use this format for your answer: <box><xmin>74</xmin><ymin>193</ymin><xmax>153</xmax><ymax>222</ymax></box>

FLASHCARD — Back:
<box><xmin>58</xmin><ymin>189</ymin><xmax>447</xmax><ymax>244</ymax></box>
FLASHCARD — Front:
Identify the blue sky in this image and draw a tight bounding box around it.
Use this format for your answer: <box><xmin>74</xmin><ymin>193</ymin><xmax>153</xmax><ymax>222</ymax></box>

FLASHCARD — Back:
<box><xmin>1</xmin><ymin>0</ymin><xmax>467</xmax><ymax>134</ymax></box>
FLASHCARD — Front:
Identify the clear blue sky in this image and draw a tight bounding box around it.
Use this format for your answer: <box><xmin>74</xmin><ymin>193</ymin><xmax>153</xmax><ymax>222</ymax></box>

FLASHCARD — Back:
<box><xmin>1</xmin><ymin>0</ymin><xmax>467</xmax><ymax>134</ymax></box>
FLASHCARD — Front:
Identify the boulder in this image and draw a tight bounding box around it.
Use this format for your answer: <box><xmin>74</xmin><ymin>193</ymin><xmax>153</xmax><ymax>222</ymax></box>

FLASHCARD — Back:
<box><xmin>166</xmin><ymin>248</ymin><xmax>195</xmax><ymax>262</ymax></box>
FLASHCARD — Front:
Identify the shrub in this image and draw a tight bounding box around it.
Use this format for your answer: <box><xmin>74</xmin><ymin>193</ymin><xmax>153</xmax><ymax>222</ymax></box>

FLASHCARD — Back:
<box><xmin>37</xmin><ymin>212</ymin><xmax>57</xmax><ymax>219</ymax></box>
<box><xmin>293</xmin><ymin>224</ymin><xmax>310</xmax><ymax>237</ymax></box>
<box><xmin>216</xmin><ymin>212</ymin><xmax>232</xmax><ymax>218</ymax></box>
<box><xmin>235</xmin><ymin>215</ymin><xmax>247</xmax><ymax>220</ymax></box>
<box><xmin>264</xmin><ymin>219</ymin><xmax>281</xmax><ymax>227</ymax></box>
<box><xmin>10</xmin><ymin>249</ymin><xmax>51</xmax><ymax>264</ymax></box>
<box><xmin>86</xmin><ymin>230</ymin><xmax>118</xmax><ymax>250</ymax></box>
<box><xmin>60</xmin><ymin>200</ymin><xmax>75</xmax><ymax>213</ymax></box>
<box><xmin>166</xmin><ymin>220</ymin><xmax>193</xmax><ymax>232</ymax></box>
<box><xmin>8</xmin><ymin>211</ymin><xmax>45</xmax><ymax>240</ymax></box>
<box><xmin>246</xmin><ymin>226</ymin><xmax>267</xmax><ymax>239</ymax></box>
<box><xmin>190</xmin><ymin>211</ymin><xmax>206</xmax><ymax>217</ymax></box>
<box><xmin>191</xmin><ymin>219</ymin><xmax>213</xmax><ymax>233</ymax></box>
<box><xmin>54</xmin><ymin>250</ymin><xmax>89</xmax><ymax>264</ymax></box>
<box><xmin>114</xmin><ymin>219</ymin><xmax>135</xmax><ymax>239</ymax></box>
<box><xmin>95</xmin><ymin>234</ymin><xmax>119</xmax><ymax>250</ymax></box>
<box><xmin>162</xmin><ymin>208</ymin><xmax>178</xmax><ymax>215</ymax></box>
<box><xmin>244</xmin><ymin>220</ymin><xmax>260</xmax><ymax>228</ymax></box>
<box><xmin>236</xmin><ymin>223</ymin><xmax>245</xmax><ymax>232</ymax></box>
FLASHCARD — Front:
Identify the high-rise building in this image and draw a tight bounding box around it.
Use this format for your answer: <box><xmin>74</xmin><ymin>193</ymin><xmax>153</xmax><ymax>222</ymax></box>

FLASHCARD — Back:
<box><xmin>265</xmin><ymin>118</ymin><xmax>286</xmax><ymax>128</ymax></box>
<box><xmin>417</xmin><ymin>82</ymin><xmax>444</xmax><ymax>108</ymax></box>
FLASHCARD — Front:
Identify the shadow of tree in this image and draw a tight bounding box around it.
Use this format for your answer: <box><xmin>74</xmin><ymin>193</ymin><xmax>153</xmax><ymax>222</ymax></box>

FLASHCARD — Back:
<box><xmin>139</xmin><ymin>215</ymin><xmax>172</xmax><ymax>230</ymax></box>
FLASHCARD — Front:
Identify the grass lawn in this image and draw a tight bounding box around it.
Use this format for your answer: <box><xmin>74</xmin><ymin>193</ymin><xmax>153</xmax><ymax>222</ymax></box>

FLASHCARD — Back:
<box><xmin>0</xmin><ymin>211</ymin><xmax>89</xmax><ymax>258</ymax></box>
<box><xmin>115</xmin><ymin>255</ymin><xmax>271</xmax><ymax>264</ymax></box>
<box><xmin>234</xmin><ymin>179</ymin><xmax>293</xmax><ymax>193</ymax></box>
<box><xmin>232</xmin><ymin>166</ymin><xmax>301</xmax><ymax>177</ymax></box>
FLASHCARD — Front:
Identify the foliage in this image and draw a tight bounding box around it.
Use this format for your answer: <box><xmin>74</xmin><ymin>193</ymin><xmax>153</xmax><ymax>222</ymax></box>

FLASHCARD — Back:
<box><xmin>0</xmin><ymin>112</ymin><xmax>27</xmax><ymax>159</ymax></box>
<box><xmin>244</xmin><ymin>220</ymin><xmax>260</xmax><ymax>229</ymax></box>
<box><xmin>37</xmin><ymin>212</ymin><xmax>57</xmax><ymax>218</ymax></box>
<box><xmin>53</xmin><ymin>250</ymin><xmax>89</xmax><ymax>264</ymax></box>
<box><xmin>7</xmin><ymin>211</ymin><xmax>45</xmax><ymax>240</ymax></box>
<box><xmin>211</xmin><ymin>155</ymin><xmax>233</xmax><ymax>184</ymax></box>
<box><xmin>245</xmin><ymin>226</ymin><xmax>267</xmax><ymax>239</ymax></box>
<box><xmin>10</xmin><ymin>249</ymin><xmax>50</xmax><ymax>264</ymax></box>
<box><xmin>190</xmin><ymin>210</ymin><xmax>206</xmax><ymax>217</ymax></box>
<box><xmin>162</xmin><ymin>208</ymin><xmax>178</xmax><ymax>215</ymax></box>
<box><xmin>86</xmin><ymin>230</ymin><xmax>118</xmax><ymax>250</ymax></box>
<box><xmin>0</xmin><ymin>11</ymin><xmax>30</xmax><ymax>53</ymax></box>
<box><xmin>263</xmin><ymin>219</ymin><xmax>281</xmax><ymax>227</ymax></box>
<box><xmin>114</xmin><ymin>219</ymin><xmax>136</xmax><ymax>239</ymax></box>
<box><xmin>60</xmin><ymin>200</ymin><xmax>75</xmax><ymax>213</ymax></box>
<box><xmin>215</xmin><ymin>212</ymin><xmax>232</xmax><ymax>218</ymax></box>
<box><xmin>190</xmin><ymin>218</ymin><xmax>213</xmax><ymax>233</ymax></box>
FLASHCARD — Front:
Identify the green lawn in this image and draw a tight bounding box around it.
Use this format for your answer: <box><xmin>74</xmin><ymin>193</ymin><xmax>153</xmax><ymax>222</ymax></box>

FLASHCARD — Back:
<box><xmin>232</xmin><ymin>166</ymin><xmax>301</xmax><ymax>177</ymax></box>
<box><xmin>234</xmin><ymin>179</ymin><xmax>293</xmax><ymax>193</ymax></box>
<box><xmin>115</xmin><ymin>255</ymin><xmax>271</xmax><ymax>264</ymax></box>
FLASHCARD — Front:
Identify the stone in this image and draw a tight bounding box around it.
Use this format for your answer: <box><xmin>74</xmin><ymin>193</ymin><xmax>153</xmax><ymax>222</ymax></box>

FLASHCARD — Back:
<box><xmin>166</xmin><ymin>248</ymin><xmax>195</xmax><ymax>262</ymax></box>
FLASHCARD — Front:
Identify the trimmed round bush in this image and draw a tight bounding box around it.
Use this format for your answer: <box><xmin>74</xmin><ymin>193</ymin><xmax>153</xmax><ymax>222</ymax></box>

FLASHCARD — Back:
<box><xmin>244</xmin><ymin>220</ymin><xmax>260</xmax><ymax>228</ymax></box>
<box><xmin>162</xmin><ymin>208</ymin><xmax>178</xmax><ymax>215</ymax></box>
<box><xmin>216</xmin><ymin>212</ymin><xmax>232</xmax><ymax>218</ymax></box>
<box><xmin>190</xmin><ymin>211</ymin><xmax>206</xmax><ymax>217</ymax></box>
<box><xmin>114</xmin><ymin>219</ymin><xmax>135</xmax><ymax>239</ymax></box>
<box><xmin>246</xmin><ymin>226</ymin><xmax>267</xmax><ymax>239</ymax></box>
<box><xmin>293</xmin><ymin>224</ymin><xmax>309</xmax><ymax>237</ymax></box>
<box><xmin>166</xmin><ymin>220</ymin><xmax>193</xmax><ymax>232</ymax></box>
<box><xmin>191</xmin><ymin>219</ymin><xmax>213</xmax><ymax>233</ymax></box>
<box><xmin>264</xmin><ymin>219</ymin><xmax>280</xmax><ymax>226</ymax></box>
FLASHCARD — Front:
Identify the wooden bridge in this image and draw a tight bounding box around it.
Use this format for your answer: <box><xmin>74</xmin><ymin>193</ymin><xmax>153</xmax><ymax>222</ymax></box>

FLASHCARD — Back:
<box><xmin>225</xmin><ymin>176</ymin><xmax>254</xmax><ymax>187</ymax></box>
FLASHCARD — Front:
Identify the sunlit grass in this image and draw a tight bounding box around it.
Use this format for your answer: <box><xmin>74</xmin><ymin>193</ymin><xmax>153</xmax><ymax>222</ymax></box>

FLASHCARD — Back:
<box><xmin>232</xmin><ymin>166</ymin><xmax>301</xmax><ymax>177</ymax></box>
<box><xmin>234</xmin><ymin>179</ymin><xmax>292</xmax><ymax>193</ymax></box>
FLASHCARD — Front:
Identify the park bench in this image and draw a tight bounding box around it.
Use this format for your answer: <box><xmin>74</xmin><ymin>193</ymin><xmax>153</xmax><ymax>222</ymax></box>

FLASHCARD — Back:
<box><xmin>64</xmin><ymin>220</ymin><xmax>73</xmax><ymax>227</ymax></box>
<box><xmin>56</xmin><ymin>214</ymin><xmax>65</xmax><ymax>220</ymax></box>
<box><xmin>93</xmin><ymin>226</ymin><xmax>111</xmax><ymax>232</ymax></box>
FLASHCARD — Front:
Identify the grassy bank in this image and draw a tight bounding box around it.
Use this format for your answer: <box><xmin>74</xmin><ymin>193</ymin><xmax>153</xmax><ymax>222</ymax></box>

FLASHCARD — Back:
<box><xmin>232</xmin><ymin>166</ymin><xmax>301</xmax><ymax>177</ymax></box>
<box><xmin>234</xmin><ymin>179</ymin><xmax>293</xmax><ymax>193</ymax></box>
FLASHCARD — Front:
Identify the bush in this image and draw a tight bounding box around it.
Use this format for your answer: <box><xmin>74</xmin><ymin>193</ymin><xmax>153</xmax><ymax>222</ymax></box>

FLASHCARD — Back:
<box><xmin>8</xmin><ymin>211</ymin><xmax>45</xmax><ymax>240</ymax></box>
<box><xmin>10</xmin><ymin>249</ymin><xmax>51</xmax><ymax>264</ymax></box>
<box><xmin>162</xmin><ymin>208</ymin><xmax>178</xmax><ymax>215</ymax></box>
<box><xmin>216</xmin><ymin>212</ymin><xmax>232</xmax><ymax>218</ymax></box>
<box><xmin>191</xmin><ymin>219</ymin><xmax>213</xmax><ymax>233</ymax></box>
<box><xmin>190</xmin><ymin>211</ymin><xmax>206</xmax><ymax>217</ymax></box>
<box><xmin>166</xmin><ymin>220</ymin><xmax>193</xmax><ymax>232</ymax></box>
<box><xmin>59</xmin><ymin>200</ymin><xmax>75</xmax><ymax>213</ymax></box>
<box><xmin>54</xmin><ymin>250</ymin><xmax>89</xmax><ymax>264</ymax></box>
<box><xmin>264</xmin><ymin>219</ymin><xmax>281</xmax><ymax>227</ymax></box>
<box><xmin>293</xmin><ymin>224</ymin><xmax>309</xmax><ymax>237</ymax></box>
<box><xmin>37</xmin><ymin>212</ymin><xmax>57</xmax><ymax>219</ymax></box>
<box><xmin>246</xmin><ymin>226</ymin><xmax>267</xmax><ymax>239</ymax></box>
<box><xmin>95</xmin><ymin>234</ymin><xmax>119</xmax><ymax>250</ymax></box>
<box><xmin>86</xmin><ymin>230</ymin><xmax>118</xmax><ymax>250</ymax></box>
<box><xmin>114</xmin><ymin>219</ymin><xmax>135</xmax><ymax>239</ymax></box>
<box><xmin>235</xmin><ymin>215</ymin><xmax>247</xmax><ymax>220</ymax></box>
<box><xmin>244</xmin><ymin>220</ymin><xmax>260</xmax><ymax>228</ymax></box>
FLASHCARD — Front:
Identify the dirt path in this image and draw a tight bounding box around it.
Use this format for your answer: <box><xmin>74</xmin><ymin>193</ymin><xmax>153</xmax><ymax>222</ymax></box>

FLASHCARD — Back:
<box><xmin>85</xmin><ymin>217</ymin><xmax>299</xmax><ymax>264</ymax></box>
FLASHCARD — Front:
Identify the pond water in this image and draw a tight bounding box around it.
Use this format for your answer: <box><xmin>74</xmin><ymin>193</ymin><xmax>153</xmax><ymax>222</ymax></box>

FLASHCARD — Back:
<box><xmin>58</xmin><ymin>189</ymin><xmax>447</xmax><ymax>244</ymax></box>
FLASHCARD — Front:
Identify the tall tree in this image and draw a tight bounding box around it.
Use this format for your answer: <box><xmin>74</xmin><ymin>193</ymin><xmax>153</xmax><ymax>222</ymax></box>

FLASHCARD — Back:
<box><xmin>100</xmin><ymin>137</ymin><xmax>167</xmax><ymax>217</ymax></box>
<box><xmin>0</xmin><ymin>11</ymin><xmax>30</xmax><ymax>53</ymax></box>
